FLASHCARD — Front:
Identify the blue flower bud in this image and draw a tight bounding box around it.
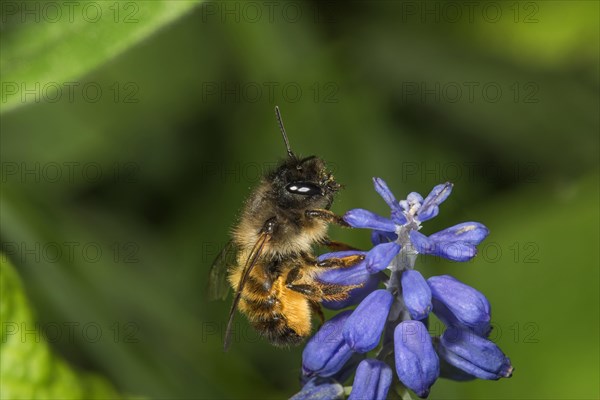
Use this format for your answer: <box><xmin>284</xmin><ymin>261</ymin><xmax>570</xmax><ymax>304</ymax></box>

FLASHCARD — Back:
<box><xmin>302</xmin><ymin>311</ymin><xmax>354</xmax><ymax>378</ymax></box>
<box><xmin>373</xmin><ymin>177</ymin><xmax>398</xmax><ymax>211</ymax></box>
<box><xmin>428</xmin><ymin>222</ymin><xmax>489</xmax><ymax>245</ymax></box>
<box><xmin>401</xmin><ymin>270</ymin><xmax>432</xmax><ymax>320</ymax></box>
<box><xmin>417</xmin><ymin>182</ymin><xmax>453</xmax><ymax>222</ymax></box>
<box><xmin>438</xmin><ymin>354</ymin><xmax>476</xmax><ymax>382</ymax></box>
<box><xmin>365</xmin><ymin>242</ymin><xmax>401</xmax><ymax>273</ymax></box>
<box><xmin>291</xmin><ymin>377</ymin><xmax>344</xmax><ymax>400</ymax></box>
<box><xmin>344</xmin><ymin>209</ymin><xmax>397</xmax><ymax>232</ymax></box>
<box><xmin>343</xmin><ymin>289</ymin><xmax>393</xmax><ymax>353</ymax></box>
<box><xmin>428</xmin><ymin>275</ymin><xmax>491</xmax><ymax>336</ymax></box>
<box><xmin>409</xmin><ymin>230</ymin><xmax>477</xmax><ymax>262</ymax></box>
<box><xmin>372</xmin><ymin>177</ymin><xmax>407</xmax><ymax>225</ymax></box>
<box><xmin>348</xmin><ymin>359</ymin><xmax>393</xmax><ymax>400</ymax></box>
<box><xmin>438</xmin><ymin>327</ymin><xmax>513</xmax><ymax>380</ymax></box>
<box><xmin>394</xmin><ymin>321</ymin><xmax>439</xmax><ymax>398</ymax></box>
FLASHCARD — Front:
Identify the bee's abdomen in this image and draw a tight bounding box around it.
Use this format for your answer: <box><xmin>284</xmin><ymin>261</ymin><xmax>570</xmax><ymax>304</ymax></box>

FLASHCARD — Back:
<box><xmin>260</xmin><ymin>325</ymin><xmax>304</xmax><ymax>346</ymax></box>
<box><xmin>231</xmin><ymin>258</ymin><xmax>313</xmax><ymax>347</ymax></box>
<box><xmin>252</xmin><ymin>313</ymin><xmax>304</xmax><ymax>346</ymax></box>
<box><xmin>242</xmin><ymin>295</ymin><xmax>277</xmax><ymax>314</ymax></box>
<box><xmin>241</xmin><ymin>294</ymin><xmax>308</xmax><ymax>347</ymax></box>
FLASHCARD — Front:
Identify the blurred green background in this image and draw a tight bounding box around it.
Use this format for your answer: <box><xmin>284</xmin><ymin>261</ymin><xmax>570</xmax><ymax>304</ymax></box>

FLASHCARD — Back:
<box><xmin>1</xmin><ymin>1</ymin><xmax>598</xmax><ymax>399</ymax></box>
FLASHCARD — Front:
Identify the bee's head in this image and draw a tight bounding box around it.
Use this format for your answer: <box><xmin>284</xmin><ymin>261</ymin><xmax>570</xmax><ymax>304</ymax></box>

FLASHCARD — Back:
<box><xmin>269</xmin><ymin>106</ymin><xmax>341</xmax><ymax>210</ymax></box>
<box><xmin>272</xmin><ymin>156</ymin><xmax>340</xmax><ymax>210</ymax></box>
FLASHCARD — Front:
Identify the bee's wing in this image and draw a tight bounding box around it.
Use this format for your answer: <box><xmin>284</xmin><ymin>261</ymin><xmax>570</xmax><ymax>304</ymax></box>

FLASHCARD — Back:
<box><xmin>208</xmin><ymin>240</ymin><xmax>238</xmax><ymax>301</ymax></box>
<box><xmin>224</xmin><ymin>231</ymin><xmax>270</xmax><ymax>351</ymax></box>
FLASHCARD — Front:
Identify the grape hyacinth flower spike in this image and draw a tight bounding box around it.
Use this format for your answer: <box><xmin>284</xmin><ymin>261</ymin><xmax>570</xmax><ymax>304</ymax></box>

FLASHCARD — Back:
<box><xmin>292</xmin><ymin>178</ymin><xmax>513</xmax><ymax>399</ymax></box>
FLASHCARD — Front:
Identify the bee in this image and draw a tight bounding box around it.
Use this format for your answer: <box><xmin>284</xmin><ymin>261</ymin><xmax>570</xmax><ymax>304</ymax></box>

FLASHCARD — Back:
<box><xmin>209</xmin><ymin>107</ymin><xmax>365</xmax><ymax>350</ymax></box>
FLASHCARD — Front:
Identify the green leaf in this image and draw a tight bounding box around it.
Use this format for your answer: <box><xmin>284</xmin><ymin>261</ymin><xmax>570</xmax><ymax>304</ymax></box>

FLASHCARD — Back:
<box><xmin>0</xmin><ymin>256</ymin><xmax>131</xmax><ymax>399</ymax></box>
<box><xmin>0</xmin><ymin>0</ymin><xmax>202</xmax><ymax>114</ymax></box>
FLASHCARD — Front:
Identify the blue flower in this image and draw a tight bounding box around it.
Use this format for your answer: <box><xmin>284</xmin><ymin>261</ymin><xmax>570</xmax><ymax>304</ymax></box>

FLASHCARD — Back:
<box><xmin>394</xmin><ymin>321</ymin><xmax>439</xmax><ymax>398</ymax></box>
<box><xmin>348</xmin><ymin>359</ymin><xmax>392</xmax><ymax>400</ymax></box>
<box><xmin>344</xmin><ymin>208</ymin><xmax>397</xmax><ymax>232</ymax></box>
<box><xmin>291</xmin><ymin>178</ymin><xmax>512</xmax><ymax>399</ymax></box>
<box><xmin>437</xmin><ymin>327</ymin><xmax>513</xmax><ymax>380</ymax></box>
<box><xmin>401</xmin><ymin>270</ymin><xmax>432</xmax><ymax>321</ymax></box>
<box><xmin>428</xmin><ymin>275</ymin><xmax>492</xmax><ymax>336</ymax></box>
<box><xmin>302</xmin><ymin>290</ymin><xmax>393</xmax><ymax>378</ymax></box>
<box><xmin>409</xmin><ymin>222</ymin><xmax>489</xmax><ymax>262</ymax></box>
<box><xmin>302</xmin><ymin>311</ymin><xmax>354</xmax><ymax>378</ymax></box>
<box><xmin>343</xmin><ymin>289</ymin><xmax>393</xmax><ymax>353</ymax></box>
<box><xmin>291</xmin><ymin>377</ymin><xmax>344</xmax><ymax>400</ymax></box>
<box><xmin>365</xmin><ymin>242</ymin><xmax>402</xmax><ymax>274</ymax></box>
<box><xmin>345</xmin><ymin>180</ymin><xmax>488</xmax><ymax>264</ymax></box>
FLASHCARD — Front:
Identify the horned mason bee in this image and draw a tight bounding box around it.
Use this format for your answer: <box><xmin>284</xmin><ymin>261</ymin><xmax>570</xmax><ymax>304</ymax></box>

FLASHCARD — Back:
<box><xmin>209</xmin><ymin>107</ymin><xmax>364</xmax><ymax>350</ymax></box>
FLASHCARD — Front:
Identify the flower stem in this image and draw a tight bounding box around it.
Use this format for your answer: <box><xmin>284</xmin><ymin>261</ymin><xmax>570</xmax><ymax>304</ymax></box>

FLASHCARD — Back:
<box><xmin>378</xmin><ymin>223</ymin><xmax>419</xmax><ymax>360</ymax></box>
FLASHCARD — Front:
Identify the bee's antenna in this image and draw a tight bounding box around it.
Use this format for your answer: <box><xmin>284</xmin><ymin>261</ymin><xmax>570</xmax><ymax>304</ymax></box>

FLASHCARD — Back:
<box><xmin>275</xmin><ymin>106</ymin><xmax>295</xmax><ymax>159</ymax></box>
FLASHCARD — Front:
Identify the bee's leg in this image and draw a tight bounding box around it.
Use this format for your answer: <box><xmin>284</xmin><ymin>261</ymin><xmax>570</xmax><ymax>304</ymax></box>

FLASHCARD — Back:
<box><xmin>287</xmin><ymin>258</ymin><xmax>364</xmax><ymax>301</ymax></box>
<box><xmin>310</xmin><ymin>301</ymin><xmax>325</xmax><ymax>327</ymax></box>
<box><xmin>318</xmin><ymin>282</ymin><xmax>363</xmax><ymax>302</ymax></box>
<box><xmin>301</xmin><ymin>252</ymin><xmax>364</xmax><ymax>269</ymax></box>
<box><xmin>286</xmin><ymin>284</ymin><xmax>319</xmax><ymax>297</ymax></box>
<box><xmin>287</xmin><ymin>281</ymin><xmax>363</xmax><ymax>303</ymax></box>
<box><xmin>316</xmin><ymin>254</ymin><xmax>365</xmax><ymax>269</ymax></box>
<box><xmin>285</xmin><ymin>265</ymin><xmax>325</xmax><ymax>296</ymax></box>
<box><xmin>305</xmin><ymin>209</ymin><xmax>349</xmax><ymax>227</ymax></box>
<box><xmin>321</xmin><ymin>238</ymin><xmax>360</xmax><ymax>252</ymax></box>
<box><xmin>285</xmin><ymin>266</ymin><xmax>303</xmax><ymax>286</ymax></box>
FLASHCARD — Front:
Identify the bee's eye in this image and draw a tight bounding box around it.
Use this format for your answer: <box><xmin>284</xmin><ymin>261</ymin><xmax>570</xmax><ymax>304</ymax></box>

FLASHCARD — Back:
<box><xmin>286</xmin><ymin>182</ymin><xmax>322</xmax><ymax>196</ymax></box>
